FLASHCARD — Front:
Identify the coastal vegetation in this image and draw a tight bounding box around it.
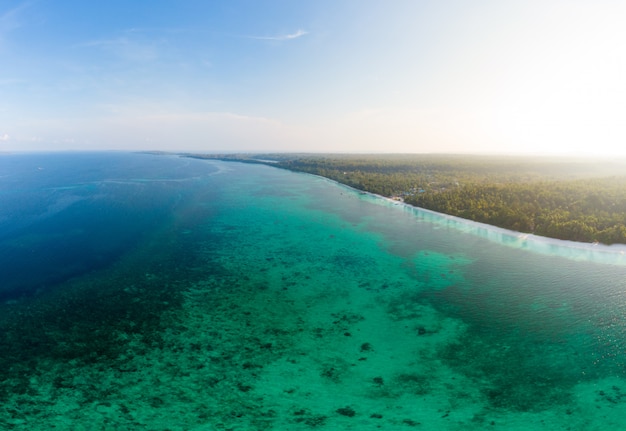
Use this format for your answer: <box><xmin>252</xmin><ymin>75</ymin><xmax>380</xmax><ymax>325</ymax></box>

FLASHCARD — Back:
<box><xmin>185</xmin><ymin>153</ymin><xmax>626</xmax><ymax>245</ymax></box>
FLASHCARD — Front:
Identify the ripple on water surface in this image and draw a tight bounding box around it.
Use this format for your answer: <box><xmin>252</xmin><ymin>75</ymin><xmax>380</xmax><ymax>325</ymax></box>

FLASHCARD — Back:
<box><xmin>1</xmin><ymin>155</ymin><xmax>626</xmax><ymax>430</ymax></box>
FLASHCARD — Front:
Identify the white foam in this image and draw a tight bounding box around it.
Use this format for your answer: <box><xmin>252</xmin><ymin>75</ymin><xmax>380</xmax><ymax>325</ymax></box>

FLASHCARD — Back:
<box><xmin>317</xmin><ymin>177</ymin><xmax>626</xmax><ymax>266</ymax></box>
<box><xmin>380</xmin><ymin>194</ymin><xmax>626</xmax><ymax>266</ymax></box>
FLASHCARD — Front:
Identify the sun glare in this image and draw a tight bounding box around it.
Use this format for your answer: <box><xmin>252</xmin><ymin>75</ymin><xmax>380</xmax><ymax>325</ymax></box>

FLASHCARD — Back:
<box><xmin>478</xmin><ymin>3</ymin><xmax>626</xmax><ymax>156</ymax></box>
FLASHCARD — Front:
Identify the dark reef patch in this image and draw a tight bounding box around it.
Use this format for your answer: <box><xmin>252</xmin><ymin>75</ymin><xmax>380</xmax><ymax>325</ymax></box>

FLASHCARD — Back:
<box><xmin>438</xmin><ymin>335</ymin><xmax>578</xmax><ymax>412</ymax></box>
<box><xmin>0</xmin><ymin>223</ymin><xmax>225</xmax><ymax>405</ymax></box>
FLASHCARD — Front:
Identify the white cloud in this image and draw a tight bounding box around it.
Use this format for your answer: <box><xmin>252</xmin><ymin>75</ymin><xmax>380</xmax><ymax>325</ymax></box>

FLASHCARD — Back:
<box><xmin>248</xmin><ymin>29</ymin><xmax>308</xmax><ymax>41</ymax></box>
<box><xmin>4</xmin><ymin>109</ymin><xmax>313</xmax><ymax>152</ymax></box>
<box><xmin>98</xmin><ymin>111</ymin><xmax>304</xmax><ymax>151</ymax></box>
<box><xmin>0</xmin><ymin>133</ymin><xmax>9</xmax><ymax>141</ymax></box>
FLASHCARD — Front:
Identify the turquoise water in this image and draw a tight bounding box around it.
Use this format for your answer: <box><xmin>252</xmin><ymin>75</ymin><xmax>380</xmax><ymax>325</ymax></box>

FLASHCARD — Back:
<box><xmin>1</xmin><ymin>153</ymin><xmax>626</xmax><ymax>429</ymax></box>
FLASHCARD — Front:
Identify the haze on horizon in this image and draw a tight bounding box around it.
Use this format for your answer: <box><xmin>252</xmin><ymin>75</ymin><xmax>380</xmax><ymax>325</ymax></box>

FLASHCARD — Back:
<box><xmin>1</xmin><ymin>1</ymin><xmax>625</xmax><ymax>156</ymax></box>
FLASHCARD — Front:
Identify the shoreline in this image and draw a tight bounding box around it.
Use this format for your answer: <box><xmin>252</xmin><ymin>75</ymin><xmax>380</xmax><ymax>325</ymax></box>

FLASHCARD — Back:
<box><xmin>189</xmin><ymin>156</ymin><xmax>626</xmax><ymax>264</ymax></box>
<box><xmin>312</xmin><ymin>170</ymin><xmax>626</xmax><ymax>261</ymax></box>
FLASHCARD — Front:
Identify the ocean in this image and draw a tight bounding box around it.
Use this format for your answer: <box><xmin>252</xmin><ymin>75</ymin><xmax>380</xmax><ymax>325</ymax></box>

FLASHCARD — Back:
<box><xmin>1</xmin><ymin>151</ymin><xmax>626</xmax><ymax>430</ymax></box>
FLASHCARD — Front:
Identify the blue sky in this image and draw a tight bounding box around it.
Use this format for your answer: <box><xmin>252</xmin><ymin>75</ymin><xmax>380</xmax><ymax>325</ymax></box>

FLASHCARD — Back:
<box><xmin>1</xmin><ymin>1</ymin><xmax>625</xmax><ymax>154</ymax></box>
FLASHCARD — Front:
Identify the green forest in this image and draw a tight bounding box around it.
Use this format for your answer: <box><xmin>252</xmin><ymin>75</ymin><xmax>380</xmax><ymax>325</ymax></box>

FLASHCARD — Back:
<box><xmin>185</xmin><ymin>153</ymin><xmax>626</xmax><ymax>245</ymax></box>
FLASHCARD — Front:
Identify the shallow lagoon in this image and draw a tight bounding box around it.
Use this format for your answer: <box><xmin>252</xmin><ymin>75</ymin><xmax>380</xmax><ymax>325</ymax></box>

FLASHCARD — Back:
<box><xmin>1</xmin><ymin>152</ymin><xmax>626</xmax><ymax>430</ymax></box>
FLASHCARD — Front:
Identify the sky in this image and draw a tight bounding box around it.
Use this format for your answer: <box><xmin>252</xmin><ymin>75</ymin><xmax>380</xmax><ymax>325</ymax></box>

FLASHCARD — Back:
<box><xmin>1</xmin><ymin>0</ymin><xmax>626</xmax><ymax>155</ymax></box>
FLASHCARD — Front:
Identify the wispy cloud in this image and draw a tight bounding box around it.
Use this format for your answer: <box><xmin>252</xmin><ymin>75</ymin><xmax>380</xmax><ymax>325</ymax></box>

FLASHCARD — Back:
<box><xmin>0</xmin><ymin>78</ymin><xmax>25</xmax><ymax>86</ymax></box>
<box><xmin>0</xmin><ymin>2</ymin><xmax>30</xmax><ymax>46</ymax></box>
<box><xmin>78</xmin><ymin>37</ymin><xmax>158</xmax><ymax>62</ymax></box>
<box><xmin>247</xmin><ymin>29</ymin><xmax>308</xmax><ymax>41</ymax></box>
<box><xmin>0</xmin><ymin>133</ymin><xmax>10</xmax><ymax>141</ymax></box>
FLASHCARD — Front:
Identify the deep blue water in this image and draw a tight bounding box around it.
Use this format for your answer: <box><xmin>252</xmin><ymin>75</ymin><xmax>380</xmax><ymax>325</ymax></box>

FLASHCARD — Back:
<box><xmin>0</xmin><ymin>152</ymin><xmax>217</xmax><ymax>301</ymax></box>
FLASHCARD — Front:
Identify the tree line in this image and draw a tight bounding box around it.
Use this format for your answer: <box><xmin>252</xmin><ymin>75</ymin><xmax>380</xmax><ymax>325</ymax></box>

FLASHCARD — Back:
<box><xmin>185</xmin><ymin>153</ymin><xmax>626</xmax><ymax>245</ymax></box>
<box><xmin>272</xmin><ymin>155</ymin><xmax>626</xmax><ymax>245</ymax></box>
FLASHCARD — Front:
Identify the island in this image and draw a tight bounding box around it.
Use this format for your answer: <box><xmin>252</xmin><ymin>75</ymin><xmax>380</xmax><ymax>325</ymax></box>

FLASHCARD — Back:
<box><xmin>181</xmin><ymin>153</ymin><xmax>626</xmax><ymax>245</ymax></box>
